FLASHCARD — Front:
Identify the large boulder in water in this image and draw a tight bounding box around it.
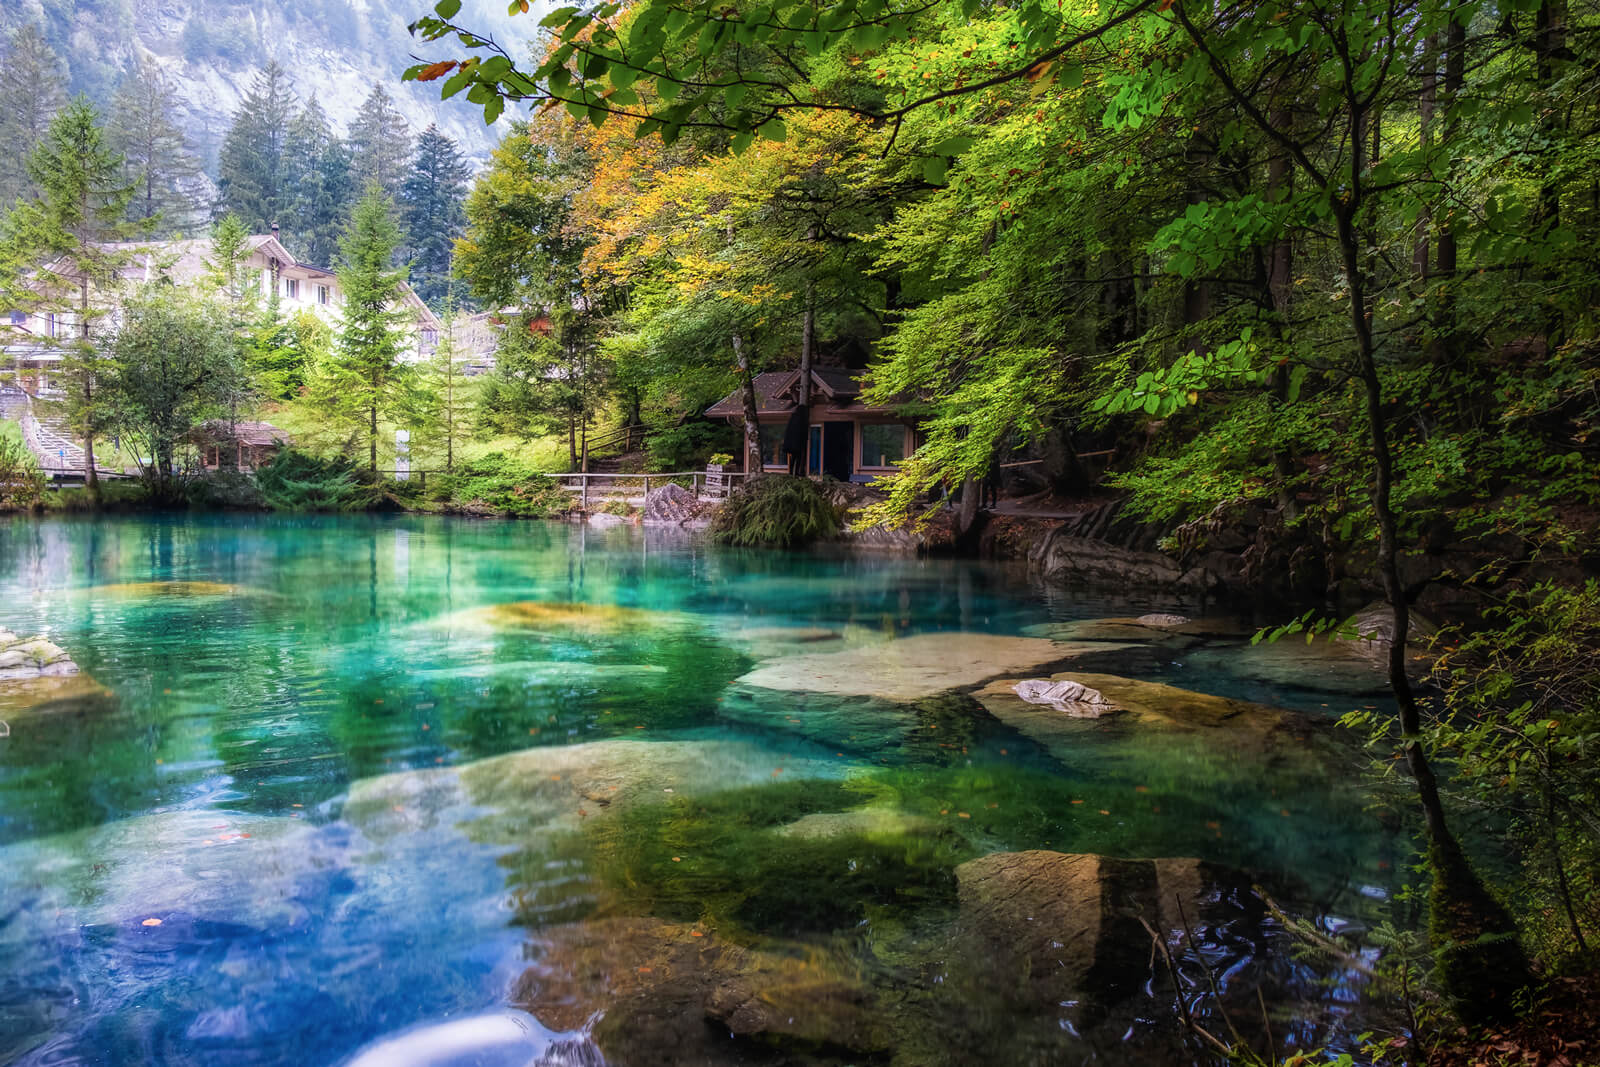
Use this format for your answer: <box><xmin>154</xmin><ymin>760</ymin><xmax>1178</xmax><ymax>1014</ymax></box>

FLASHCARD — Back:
<box><xmin>0</xmin><ymin>631</ymin><xmax>115</xmax><ymax>720</ymax></box>
<box><xmin>514</xmin><ymin>916</ymin><xmax>887</xmax><ymax>1063</ymax></box>
<box><xmin>953</xmin><ymin>850</ymin><xmax>1208</xmax><ymax>1004</ymax></box>
<box><xmin>731</xmin><ymin>631</ymin><xmax>1104</xmax><ymax>702</ymax></box>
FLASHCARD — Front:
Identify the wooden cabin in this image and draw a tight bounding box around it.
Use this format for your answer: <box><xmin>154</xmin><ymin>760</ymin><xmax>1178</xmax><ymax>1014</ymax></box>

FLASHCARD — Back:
<box><xmin>705</xmin><ymin>369</ymin><xmax>917</xmax><ymax>481</ymax></box>
<box><xmin>187</xmin><ymin>421</ymin><xmax>289</xmax><ymax>472</ymax></box>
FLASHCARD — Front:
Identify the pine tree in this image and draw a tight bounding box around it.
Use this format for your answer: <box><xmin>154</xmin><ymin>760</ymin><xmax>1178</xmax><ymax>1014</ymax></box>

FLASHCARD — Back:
<box><xmin>408</xmin><ymin>287</ymin><xmax>473</xmax><ymax>470</ymax></box>
<box><xmin>107</xmin><ymin>58</ymin><xmax>206</xmax><ymax>233</ymax></box>
<box><xmin>347</xmin><ymin>85</ymin><xmax>413</xmax><ymax>205</ymax></box>
<box><xmin>3</xmin><ymin>97</ymin><xmax>145</xmax><ymax>503</ymax></box>
<box><xmin>400</xmin><ymin>124</ymin><xmax>470</xmax><ymax>307</ymax></box>
<box><xmin>0</xmin><ymin>24</ymin><xmax>68</xmax><ymax>207</ymax></box>
<box><xmin>215</xmin><ymin>61</ymin><xmax>298</xmax><ymax>231</ymax></box>
<box><xmin>314</xmin><ymin>184</ymin><xmax>411</xmax><ymax>472</ymax></box>
<box><xmin>282</xmin><ymin>97</ymin><xmax>353</xmax><ymax>266</ymax></box>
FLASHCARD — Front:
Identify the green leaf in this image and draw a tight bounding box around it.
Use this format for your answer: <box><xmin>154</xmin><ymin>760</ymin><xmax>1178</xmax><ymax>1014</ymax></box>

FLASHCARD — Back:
<box><xmin>731</xmin><ymin>131</ymin><xmax>754</xmax><ymax>154</ymax></box>
<box><xmin>435</xmin><ymin>0</ymin><xmax>462</xmax><ymax>18</ymax></box>
<box><xmin>656</xmin><ymin>77</ymin><xmax>681</xmax><ymax>101</ymax></box>
<box><xmin>484</xmin><ymin>95</ymin><xmax>504</xmax><ymax>123</ymax></box>
<box><xmin>539</xmin><ymin>4</ymin><xmax>578</xmax><ymax>27</ymax></box>
<box><xmin>724</xmin><ymin>82</ymin><xmax>747</xmax><ymax>109</ymax></box>
<box><xmin>479</xmin><ymin>55</ymin><xmax>512</xmax><ymax>80</ymax></box>
<box><xmin>923</xmin><ymin>156</ymin><xmax>948</xmax><ymax>184</ymax></box>
<box><xmin>932</xmin><ymin>135</ymin><xmax>974</xmax><ymax>156</ymax></box>
<box><xmin>441</xmin><ymin>67</ymin><xmax>475</xmax><ymax>99</ymax></box>
<box><xmin>759</xmin><ymin>119</ymin><xmax>787</xmax><ymax>142</ymax></box>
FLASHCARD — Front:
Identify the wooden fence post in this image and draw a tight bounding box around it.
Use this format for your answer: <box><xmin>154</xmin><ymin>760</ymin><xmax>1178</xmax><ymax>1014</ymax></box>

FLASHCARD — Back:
<box><xmin>581</xmin><ymin>474</ymin><xmax>589</xmax><ymax>512</ymax></box>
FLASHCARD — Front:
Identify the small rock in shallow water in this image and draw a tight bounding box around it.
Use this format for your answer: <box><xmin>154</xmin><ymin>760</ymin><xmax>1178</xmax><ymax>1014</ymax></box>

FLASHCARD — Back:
<box><xmin>1134</xmin><ymin>613</ymin><xmax>1191</xmax><ymax>627</ymax></box>
<box><xmin>1012</xmin><ymin>679</ymin><xmax>1112</xmax><ymax>716</ymax></box>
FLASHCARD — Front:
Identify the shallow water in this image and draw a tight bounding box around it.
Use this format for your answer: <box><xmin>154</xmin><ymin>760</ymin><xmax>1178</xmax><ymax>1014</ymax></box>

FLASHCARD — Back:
<box><xmin>0</xmin><ymin>514</ymin><xmax>1405</xmax><ymax>1065</ymax></box>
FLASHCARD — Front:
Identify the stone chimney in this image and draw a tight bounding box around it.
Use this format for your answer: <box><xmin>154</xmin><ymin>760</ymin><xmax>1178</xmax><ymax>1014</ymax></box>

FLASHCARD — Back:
<box><xmin>271</xmin><ymin>222</ymin><xmax>279</xmax><ymax>241</ymax></box>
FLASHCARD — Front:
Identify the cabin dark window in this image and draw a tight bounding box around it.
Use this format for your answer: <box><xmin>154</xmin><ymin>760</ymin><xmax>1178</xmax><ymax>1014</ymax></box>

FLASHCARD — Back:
<box><xmin>758</xmin><ymin>423</ymin><xmax>786</xmax><ymax>466</ymax></box>
<box><xmin>859</xmin><ymin>423</ymin><xmax>906</xmax><ymax>468</ymax></box>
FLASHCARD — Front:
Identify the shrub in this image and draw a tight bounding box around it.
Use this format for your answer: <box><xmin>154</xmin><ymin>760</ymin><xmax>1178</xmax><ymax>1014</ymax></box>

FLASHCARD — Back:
<box><xmin>0</xmin><ymin>434</ymin><xmax>45</xmax><ymax>510</ymax></box>
<box><xmin>254</xmin><ymin>449</ymin><xmax>380</xmax><ymax>512</ymax></box>
<box><xmin>711</xmin><ymin>474</ymin><xmax>842</xmax><ymax>548</ymax></box>
<box><xmin>645</xmin><ymin>420</ymin><xmax>737</xmax><ymax>472</ymax></box>
<box><xmin>431</xmin><ymin>453</ymin><xmax>567</xmax><ymax>517</ymax></box>
<box><xmin>184</xmin><ymin>471</ymin><xmax>268</xmax><ymax>511</ymax></box>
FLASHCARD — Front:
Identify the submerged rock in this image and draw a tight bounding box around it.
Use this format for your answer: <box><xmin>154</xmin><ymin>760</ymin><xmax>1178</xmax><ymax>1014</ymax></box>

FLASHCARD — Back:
<box><xmin>78</xmin><ymin>580</ymin><xmax>247</xmax><ymax>598</ymax></box>
<box><xmin>974</xmin><ymin>672</ymin><xmax>1308</xmax><ymax>768</ymax></box>
<box><xmin>344</xmin><ymin>737</ymin><xmax>849</xmax><ymax>844</ymax></box>
<box><xmin>514</xmin><ymin>916</ymin><xmax>887</xmax><ymax>1063</ymax></box>
<box><xmin>732</xmin><ymin>631</ymin><xmax>1099</xmax><ymax>702</ymax></box>
<box><xmin>950</xmin><ymin>850</ymin><xmax>1211</xmax><ymax>1012</ymax></box>
<box><xmin>435</xmin><ymin>599</ymin><xmax>678</xmax><ymax>635</ymax></box>
<box><xmin>341</xmin><ymin>1010</ymin><xmax>602</xmax><ymax>1067</ymax></box>
<box><xmin>0</xmin><ymin>632</ymin><xmax>114</xmax><ymax>718</ymax></box>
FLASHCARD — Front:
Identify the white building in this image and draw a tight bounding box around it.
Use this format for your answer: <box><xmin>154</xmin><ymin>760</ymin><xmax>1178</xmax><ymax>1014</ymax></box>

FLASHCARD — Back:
<box><xmin>2</xmin><ymin>231</ymin><xmax>445</xmax><ymax>369</ymax></box>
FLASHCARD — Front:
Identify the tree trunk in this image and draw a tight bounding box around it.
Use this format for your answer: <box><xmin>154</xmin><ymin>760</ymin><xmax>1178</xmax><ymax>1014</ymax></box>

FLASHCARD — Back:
<box><xmin>733</xmin><ymin>330</ymin><xmax>761</xmax><ymax>474</ymax></box>
<box><xmin>1336</xmin><ymin>191</ymin><xmax>1530</xmax><ymax>1017</ymax></box>
<box><xmin>568</xmin><ymin>416</ymin><xmax>577</xmax><ymax>471</ymax></box>
<box><xmin>1414</xmin><ymin>33</ymin><xmax>1437</xmax><ymax>279</ymax></box>
<box><xmin>78</xmin><ymin>276</ymin><xmax>100</xmax><ymax>506</ymax></box>
<box><xmin>1435</xmin><ymin>3</ymin><xmax>1465</xmax><ymax>279</ymax></box>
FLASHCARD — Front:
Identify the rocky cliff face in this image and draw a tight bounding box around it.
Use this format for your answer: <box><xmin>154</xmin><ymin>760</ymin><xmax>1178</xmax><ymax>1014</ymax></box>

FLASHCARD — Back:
<box><xmin>3</xmin><ymin>0</ymin><xmax>530</xmax><ymax>169</ymax></box>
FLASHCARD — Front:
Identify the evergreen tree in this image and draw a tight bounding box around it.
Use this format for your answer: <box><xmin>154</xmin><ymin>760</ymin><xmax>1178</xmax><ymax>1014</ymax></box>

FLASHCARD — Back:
<box><xmin>282</xmin><ymin>97</ymin><xmax>354</xmax><ymax>267</ymax></box>
<box><xmin>2</xmin><ymin>97</ymin><xmax>145</xmax><ymax>503</ymax></box>
<box><xmin>408</xmin><ymin>288</ymin><xmax>473</xmax><ymax>470</ymax></box>
<box><xmin>347</xmin><ymin>85</ymin><xmax>413</xmax><ymax>205</ymax></box>
<box><xmin>400</xmin><ymin>124</ymin><xmax>470</xmax><ymax>307</ymax></box>
<box><xmin>0</xmin><ymin>23</ymin><xmax>68</xmax><ymax>207</ymax></box>
<box><xmin>107</xmin><ymin>58</ymin><xmax>206</xmax><ymax>233</ymax></box>
<box><xmin>215</xmin><ymin>61</ymin><xmax>298</xmax><ymax>231</ymax></box>
<box><xmin>312</xmin><ymin>184</ymin><xmax>411</xmax><ymax>472</ymax></box>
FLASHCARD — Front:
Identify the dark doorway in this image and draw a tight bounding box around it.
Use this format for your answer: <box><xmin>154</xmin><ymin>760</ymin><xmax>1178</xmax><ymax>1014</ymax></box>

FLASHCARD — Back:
<box><xmin>822</xmin><ymin>421</ymin><xmax>854</xmax><ymax>481</ymax></box>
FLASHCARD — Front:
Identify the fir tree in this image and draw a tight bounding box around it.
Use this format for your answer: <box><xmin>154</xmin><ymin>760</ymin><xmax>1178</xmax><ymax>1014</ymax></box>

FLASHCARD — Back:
<box><xmin>107</xmin><ymin>58</ymin><xmax>206</xmax><ymax>233</ymax></box>
<box><xmin>408</xmin><ymin>287</ymin><xmax>473</xmax><ymax>470</ymax></box>
<box><xmin>400</xmin><ymin>124</ymin><xmax>470</xmax><ymax>307</ymax></box>
<box><xmin>314</xmin><ymin>184</ymin><xmax>411</xmax><ymax>472</ymax></box>
<box><xmin>3</xmin><ymin>97</ymin><xmax>145</xmax><ymax>503</ymax></box>
<box><xmin>215</xmin><ymin>61</ymin><xmax>298</xmax><ymax>231</ymax></box>
<box><xmin>347</xmin><ymin>85</ymin><xmax>413</xmax><ymax>205</ymax></box>
<box><xmin>0</xmin><ymin>24</ymin><xmax>68</xmax><ymax>207</ymax></box>
<box><xmin>282</xmin><ymin>97</ymin><xmax>353</xmax><ymax>267</ymax></box>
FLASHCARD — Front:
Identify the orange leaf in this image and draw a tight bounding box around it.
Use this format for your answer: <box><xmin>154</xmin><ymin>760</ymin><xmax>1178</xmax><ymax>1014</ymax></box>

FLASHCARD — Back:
<box><xmin>142</xmin><ymin>917</ymin><xmax>162</xmax><ymax>927</ymax></box>
<box><xmin>417</xmin><ymin>61</ymin><xmax>458</xmax><ymax>82</ymax></box>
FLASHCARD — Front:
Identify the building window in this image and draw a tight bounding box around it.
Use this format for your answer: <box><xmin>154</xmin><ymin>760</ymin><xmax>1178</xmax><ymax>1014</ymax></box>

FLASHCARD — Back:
<box><xmin>421</xmin><ymin>328</ymin><xmax>438</xmax><ymax>345</ymax></box>
<box><xmin>758</xmin><ymin>423</ymin><xmax>787</xmax><ymax>467</ymax></box>
<box><xmin>284</xmin><ymin>278</ymin><xmax>299</xmax><ymax>299</ymax></box>
<box><xmin>7</xmin><ymin>310</ymin><xmax>23</xmax><ymax>325</ymax></box>
<box><xmin>859</xmin><ymin>423</ymin><xmax>907</xmax><ymax>468</ymax></box>
<box><xmin>316</xmin><ymin>285</ymin><xmax>330</xmax><ymax>305</ymax></box>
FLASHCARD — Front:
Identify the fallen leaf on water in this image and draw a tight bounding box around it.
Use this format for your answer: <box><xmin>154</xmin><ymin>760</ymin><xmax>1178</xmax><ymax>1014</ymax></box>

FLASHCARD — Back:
<box><xmin>142</xmin><ymin>918</ymin><xmax>162</xmax><ymax>927</ymax></box>
<box><xmin>1099</xmin><ymin>810</ymin><xmax>1110</xmax><ymax>815</ymax></box>
<box><xmin>672</xmin><ymin>856</ymin><xmax>682</xmax><ymax>862</ymax></box>
<box><xmin>1070</xmin><ymin>800</ymin><xmax>1084</xmax><ymax>805</ymax></box>
<box><xmin>637</xmin><ymin>966</ymin><xmax>652</xmax><ymax>973</ymax></box>
<box><xmin>691</xmin><ymin>931</ymin><xmax>704</xmax><ymax>938</ymax></box>
<box><xmin>421</xmin><ymin>723</ymin><xmax>430</xmax><ymax>731</ymax></box>
<box><xmin>1206</xmin><ymin>821</ymin><xmax>1220</xmax><ymax>830</ymax></box>
<box><xmin>958</xmin><ymin>812</ymin><xmax>971</xmax><ymax>819</ymax></box>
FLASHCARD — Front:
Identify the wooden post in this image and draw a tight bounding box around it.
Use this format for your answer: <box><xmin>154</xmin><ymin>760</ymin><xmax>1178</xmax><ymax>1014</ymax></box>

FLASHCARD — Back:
<box><xmin>643</xmin><ymin>475</ymin><xmax>650</xmax><ymax>499</ymax></box>
<box><xmin>581</xmin><ymin>474</ymin><xmax>589</xmax><ymax>512</ymax></box>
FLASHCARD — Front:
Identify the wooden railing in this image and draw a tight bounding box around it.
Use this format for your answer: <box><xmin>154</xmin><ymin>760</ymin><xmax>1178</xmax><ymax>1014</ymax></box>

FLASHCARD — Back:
<box><xmin>554</xmin><ymin>469</ymin><xmax>747</xmax><ymax>509</ymax></box>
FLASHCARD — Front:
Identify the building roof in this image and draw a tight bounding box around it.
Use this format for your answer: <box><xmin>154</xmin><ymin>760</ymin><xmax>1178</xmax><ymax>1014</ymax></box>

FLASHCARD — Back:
<box><xmin>188</xmin><ymin>420</ymin><xmax>290</xmax><ymax>448</ymax></box>
<box><xmin>705</xmin><ymin>368</ymin><xmax>902</xmax><ymax>419</ymax></box>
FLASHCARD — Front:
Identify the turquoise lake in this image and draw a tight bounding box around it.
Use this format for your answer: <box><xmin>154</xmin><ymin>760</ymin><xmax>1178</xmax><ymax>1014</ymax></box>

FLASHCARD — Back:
<box><xmin>0</xmin><ymin>514</ymin><xmax>1407</xmax><ymax>1065</ymax></box>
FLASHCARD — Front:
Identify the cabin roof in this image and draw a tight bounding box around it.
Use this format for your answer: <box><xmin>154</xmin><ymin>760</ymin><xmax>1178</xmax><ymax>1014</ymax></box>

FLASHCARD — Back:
<box><xmin>188</xmin><ymin>420</ymin><xmax>290</xmax><ymax>448</ymax></box>
<box><xmin>706</xmin><ymin>368</ymin><xmax>903</xmax><ymax>419</ymax></box>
